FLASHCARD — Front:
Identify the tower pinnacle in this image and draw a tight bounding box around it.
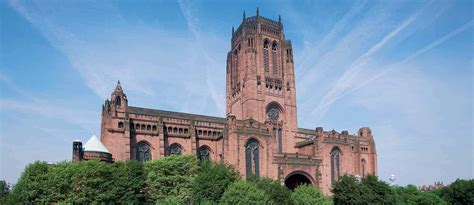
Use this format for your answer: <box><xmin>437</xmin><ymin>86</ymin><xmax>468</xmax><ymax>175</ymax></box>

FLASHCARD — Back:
<box><xmin>256</xmin><ymin>7</ymin><xmax>259</xmax><ymax>17</ymax></box>
<box><xmin>243</xmin><ymin>10</ymin><xmax>246</xmax><ymax>21</ymax></box>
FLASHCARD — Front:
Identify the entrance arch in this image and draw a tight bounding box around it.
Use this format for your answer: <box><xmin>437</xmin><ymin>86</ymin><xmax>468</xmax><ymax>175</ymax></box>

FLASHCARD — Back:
<box><xmin>284</xmin><ymin>171</ymin><xmax>313</xmax><ymax>190</ymax></box>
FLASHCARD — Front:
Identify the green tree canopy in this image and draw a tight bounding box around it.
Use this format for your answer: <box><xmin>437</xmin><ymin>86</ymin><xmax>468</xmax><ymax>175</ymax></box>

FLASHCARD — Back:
<box><xmin>291</xmin><ymin>184</ymin><xmax>329</xmax><ymax>205</ymax></box>
<box><xmin>220</xmin><ymin>180</ymin><xmax>271</xmax><ymax>205</ymax></box>
<box><xmin>191</xmin><ymin>161</ymin><xmax>240</xmax><ymax>203</ymax></box>
<box><xmin>144</xmin><ymin>154</ymin><xmax>198</xmax><ymax>203</ymax></box>
<box><xmin>12</xmin><ymin>161</ymin><xmax>50</xmax><ymax>203</ymax></box>
<box><xmin>250</xmin><ymin>177</ymin><xmax>293</xmax><ymax>205</ymax></box>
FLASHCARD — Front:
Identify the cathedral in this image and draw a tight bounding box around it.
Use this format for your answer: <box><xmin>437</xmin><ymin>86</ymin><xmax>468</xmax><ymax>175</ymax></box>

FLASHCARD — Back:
<box><xmin>73</xmin><ymin>9</ymin><xmax>377</xmax><ymax>195</ymax></box>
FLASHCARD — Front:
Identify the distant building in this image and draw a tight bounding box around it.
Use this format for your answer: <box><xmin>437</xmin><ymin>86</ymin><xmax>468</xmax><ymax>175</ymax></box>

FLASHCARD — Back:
<box><xmin>419</xmin><ymin>182</ymin><xmax>446</xmax><ymax>191</ymax></box>
<box><xmin>73</xmin><ymin>9</ymin><xmax>378</xmax><ymax>195</ymax></box>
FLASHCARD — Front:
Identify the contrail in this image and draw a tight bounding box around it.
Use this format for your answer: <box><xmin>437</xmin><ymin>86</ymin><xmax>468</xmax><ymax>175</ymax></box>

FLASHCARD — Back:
<box><xmin>317</xmin><ymin>20</ymin><xmax>474</xmax><ymax>110</ymax></box>
<box><xmin>305</xmin><ymin>4</ymin><xmax>429</xmax><ymax>121</ymax></box>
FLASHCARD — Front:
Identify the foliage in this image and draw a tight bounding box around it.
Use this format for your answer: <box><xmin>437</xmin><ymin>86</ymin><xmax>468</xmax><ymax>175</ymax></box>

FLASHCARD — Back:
<box><xmin>437</xmin><ymin>178</ymin><xmax>474</xmax><ymax>204</ymax></box>
<box><xmin>220</xmin><ymin>180</ymin><xmax>271</xmax><ymax>205</ymax></box>
<box><xmin>250</xmin><ymin>177</ymin><xmax>293</xmax><ymax>205</ymax></box>
<box><xmin>333</xmin><ymin>175</ymin><xmax>397</xmax><ymax>204</ymax></box>
<box><xmin>155</xmin><ymin>195</ymin><xmax>183</xmax><ymax>205</ymax></box>
<box><xmin>360</xmin><ymin>175</ymin><xmax>397</xmax><ymax>204</ymax></box>
<box><xmin>291</xmin><ymin>184</ymin><xmax>329</xmax><ymax>205</ymax></box>
<box><xmin>11</xmin><ymin>161</ymin><xmax>50</xmax><ymax>203</ymax></box>
<box><xmin>191</xmin><ymin>161</ymin><xmax>240</xmax><ymax>203</ymax></box>
<box><xmin>394</xmin><ymin>184</ymin><xmax>445</xmax><ymax>205</ymax></box>
<box><xmin>111</xmin><ymin>160</ymin><xmax>147</xmax><ymax>203</ymax></box>
<box><xmin>144</xmin><ymin>154</ymin><xmax>198</xmax><ymax>203</ymax></box>
<box><xmin>0</xmin><ymin>180</ymin><xmax>9</xmax><ymax>198</ymax></box>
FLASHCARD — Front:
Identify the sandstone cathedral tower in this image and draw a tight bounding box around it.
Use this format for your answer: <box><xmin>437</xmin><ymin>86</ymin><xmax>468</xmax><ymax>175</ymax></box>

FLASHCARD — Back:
<box><xmin>74</xmin><ymin>9</ymin><xmax>377</xmax><ymax>195</ymax></box>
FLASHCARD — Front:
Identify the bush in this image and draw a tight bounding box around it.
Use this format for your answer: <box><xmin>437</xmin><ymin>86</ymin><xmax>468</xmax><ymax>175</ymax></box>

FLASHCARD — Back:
<box><xmin>12</xmin><ymin>161</ymin><xmax>50</xmax><ymax>203</ymax></box>
<box><xmin>191</xmin><ymin>161</ymin><xmax>239</xmax><ymax>203</ymax></box>
<box><xmin>144</xmin><ymin>155</ymin><xmax>198</xmax><ymax>203</ymax></box>
<box><xmin>251</xmin><ymin>177</ymin><xmax>292</xmax><ymax>205</ymax></box>
<box><xmin>291</xmin><ymin>184</ymin><xmax>329</xmax><ymax>205</ymax></box>
<box><xmin>220</xmin><ymin>180</ymin><xmax>271</xmax><ymax>205</ymax></box>
<box><xmin>438</xmin><ymin>179</ymin><xmax>474</xmax><ymax>204</ymax></box>
<box><xmin>333</xmin><ymin>175</ymin><xmax>397</xmax><ymax>204</ymax></box>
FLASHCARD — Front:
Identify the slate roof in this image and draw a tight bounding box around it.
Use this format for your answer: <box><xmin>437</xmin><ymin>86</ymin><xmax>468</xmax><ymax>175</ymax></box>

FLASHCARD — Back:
<box><xmin>128</xmin><ymin>106</ymin><xmax>226</xmax><ymax>123</ymax></box>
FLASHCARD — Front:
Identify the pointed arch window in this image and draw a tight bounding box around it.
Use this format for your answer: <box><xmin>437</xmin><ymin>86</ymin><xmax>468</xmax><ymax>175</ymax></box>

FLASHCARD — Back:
<box><xmin>245</xmin><ymin>139</ymin><xmax>260</xmax><ymax>178</ymax></box>
<box><xmin>263</xmin><ymin>40</ymin><xmax>269</xmax><ymax>72</ymax></box>
<box><xmin>198</xmin><ymin>146</ymin><xmax>211</xmax><ymax>161</ymax></box>
<box><xmin>136</xmin><ymin>141</ymin><xmax>151</xmax><ymax>162</ymax></box>
<box><xmin>233</xmin><ymin>49</ymin><xmax>239</xmax><ymax>87</ymax></box>
<box><xmin>168</xmin><ymin>143</ymin><xmax>182</xmax><ymax>155</ymax></box>
<box><xmin>115</xmin><ymin>96</ymin><xmax>121</xmax><ymax>107</ymax></box>
<box><xmin>272</xmin><ymin>42</ymin><xmax>278</xmax><ymax>75</ymax></box>
<box><xmin>361</xmin><ymin>159</ymin><xmax>366</xmax><ymax>178</ymax></box>
<box><xmin>278</xmin><ymin>128</ymin><xmax>282</xmax><ymax>153</ymax></box>
<box><xmin>331</xmin><ymin>147</ymin><xmax>341</xmax><ymax>186</ymax></box>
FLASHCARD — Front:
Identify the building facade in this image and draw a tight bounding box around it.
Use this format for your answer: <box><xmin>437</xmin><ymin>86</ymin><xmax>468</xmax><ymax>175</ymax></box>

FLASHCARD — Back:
<box><xmin>98</xmin><ymin>10</ymin><xmax>377</xmax><ymax>195</ymax></box>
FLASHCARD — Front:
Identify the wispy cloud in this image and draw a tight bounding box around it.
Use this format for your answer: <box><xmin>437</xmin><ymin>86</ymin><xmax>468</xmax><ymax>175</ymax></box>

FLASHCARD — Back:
<box><xmin>308</xmin><ymin>19</ymin><xmax>474</xmax><ymax>121</ymax></box>
<box><xmin>177</xmin><ymin>0</ymin><xmax>226</xmax><ymax>115</ymax></box>
<box><xmin>301</xmin><ymin>2</ymin><xmax>437</xmax><ymax>122</ymax></box>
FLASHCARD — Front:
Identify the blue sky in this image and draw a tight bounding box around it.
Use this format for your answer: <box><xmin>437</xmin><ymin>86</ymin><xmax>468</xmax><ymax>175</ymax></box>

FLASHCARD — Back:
<box><xmin>0</xmin><ymin>0</ymin><xmax>472</xmax><ymax>186</ymax></box>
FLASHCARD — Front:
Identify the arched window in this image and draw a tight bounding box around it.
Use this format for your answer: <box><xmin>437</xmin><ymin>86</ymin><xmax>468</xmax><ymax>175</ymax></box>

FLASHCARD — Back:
<box><xmin>118</xmin><ymin>122</ymin><xmax>124</xmax><ymax>129</ymax></box>
<box><xmin>233</xmin><ymin>49</ymin><xmax>239</xmax><ymax>87</ymax></box>
<box><xmin>272</xmin><ymin>42</ymin><xmax>278</xmax><ymax>75</ymax></box>
<box><xmin>167</xmin><ymin>127</ymin><xmax>172</xmax><ymax>133</ymax></box>
<box><xmin>141</xmin><ymin>124</ymin><xmax>145</xmax><ymax>130</ymax></box>
<box><xmin>179</xmin><ymin>128</ymin><xmax>183</xmax><ymax>133</ymax></box>
<box><xmin>361</xmin><ymin>159</ymin><xmax>366</xmax><ymax>178</ymax></box>
<box><xmin>266</xmin><ymin>102</ymin><xmax>282</xmax><ymax>122</ymax></box>
<box><xmin>184</xmin><ymin>128</ymin><xmax>188</xmax><ymax>134</ymax></box>
<box><xmin>278</xmin><ymin>128</ymin><xmax>282</xmax><ymax>153</ymax></box>
<box><xmin>168</xmin><ymin>143</ymin><xmax>182</xmax><ymax>155</ymax></box>
<box><xmin>331</xmin><ymin>147</ymin><xmax>341</xmax><ymax>186</ymax></box>
<box><xmin>152</xmin><ymin>125</ymin><xmax>157</xmax><ymax>131</ymax></box>
<box><xmin>198</xmin><ymin>146</ymin><xmax>211</xmax><ymax>161</ymax></box>
<box><xmin>147</xmin><ymin>125</ymin><xmax>151</xmax><ymax>131</ymax></box>
<box><xmin>115</xmin><ymin>96</ymin><xmax>121</xmax><ymax>107</ymax></box>
<box><xmin>136</xmin><ymin>124</ymin><xmax>140</xmax><ymax>130</ymax></box>
<box><xmin>263</xmin><ymin>40</ymin><xmax>270</xmax><ymax>72</ymax></box>
<box><xmin>136</xmin><ymin>141</ymin><xmax>151</xmax><ymax>162</ymax></box>
<box><xmin>173</xmin><ymin>127</ymin><xmax>178</xmax><ymax>133</ymax></box>
<box><xmin>245</xmin><ymin>139</ymin><xmax>260</xmax><ymax>178</ymax></box>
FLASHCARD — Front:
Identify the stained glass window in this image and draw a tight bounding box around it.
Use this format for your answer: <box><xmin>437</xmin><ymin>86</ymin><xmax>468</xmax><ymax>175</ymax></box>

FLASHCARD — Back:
<box><xmin>136</xmin><ymin>141</ymin><xmax>151</xmax><ymax>162</ymax></box>
<box><xmin>245</xmin><ymin>139</ymin><xmax>259</xmax><ymax>178</ymax></box>
<box><xmin>198</xmin><ymin>146</ymin><xmax>210</xmax><ymax>161</ymax></box>
<box><xmin>168</xmin><ymin>143</ymin><xmax>182</xmax><ymax>155</ymax></box>
<box><xmin>331</xmin><ymin>148</ymin><xmax>341</xmax><ymax>186</ymax></box>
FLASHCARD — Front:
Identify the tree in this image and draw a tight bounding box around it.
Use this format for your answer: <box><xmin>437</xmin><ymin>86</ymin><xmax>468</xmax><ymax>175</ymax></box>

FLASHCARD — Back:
<box><xmin>0</xmin><ymin>180</ymin><xmax>9</xmax><ymax>198</ymax></box>
<box><xmin>220</xmin><ymin>180</ymin><xmax>271</xmax><ymax>205</ymax></box>
<box><xmin>251</xmin><ymin>177</ymin><xmax>292</xmax><ymax>205</ymax></box>
<box><xmin>332</xmin><ymin>175</ymin><xmax>368</xmax><ymax>204</ymax></box>
<box><xmin>394</xmin><ymin>185</ymin><xmax>446</xmax><ymax>205</ymax></box>
<box><xmin>67</xmin><ymin>159</ymin><xmax>117</xmax><ymax>203</ymax></box>
<box><xmin>12</xmin><ymin>161</ymin><xmax>50</xmax><ymax>203</ymax></box>
<box><xmin>361</xmin><ymin>175</ymin><xmax>397</xmax><ymax>204</ymax></box>
<box><xmin>111</xmin><ymin>160</ymin><xmax>147</xmax><ymax>203</ymax></box>
<box><xmin>144</xmin><ymin>155</ymin><xmax>198</xmax><ymax>203</ymax></box>
<box><xmin>291</xmin><ymin>184</ymin><xmax>329</xmax><ymax>205</ymax></box>
<box><xmin>191</xmin><ymin>161</ymin><xmax>239</xmax><ymax>203</ymax></box>
<box><xmin>439</xmin><ymin>179</ymin><xmax>474</xmax><ymax>204</ymax></box>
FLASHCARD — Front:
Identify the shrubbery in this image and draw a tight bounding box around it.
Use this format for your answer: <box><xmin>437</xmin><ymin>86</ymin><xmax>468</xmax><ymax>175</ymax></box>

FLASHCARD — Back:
<box><xmin>2</xmin><ymin>156</ymin><xmax>472</xmax><ymax>204</ymax></box>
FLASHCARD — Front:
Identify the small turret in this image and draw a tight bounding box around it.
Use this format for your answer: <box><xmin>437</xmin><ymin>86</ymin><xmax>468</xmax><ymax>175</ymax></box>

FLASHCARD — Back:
<box><xmin>243</xmin><ymin>10</ymin><xmax>246</xmax><ymax>21</ymax></box>
<box><xmin>111</xmin><ymin>80</ymin><xmax>128</xmax><ymax>109</ymax></box>
<box><xmin>256</xmin><ymin>7</ymin><xmax>259</xmax><ymax>17</ymax></box>
<box><xmin>72</xmin><ymin>140</ymin><xmax>83</xmax><ymax>161</ymax></box>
